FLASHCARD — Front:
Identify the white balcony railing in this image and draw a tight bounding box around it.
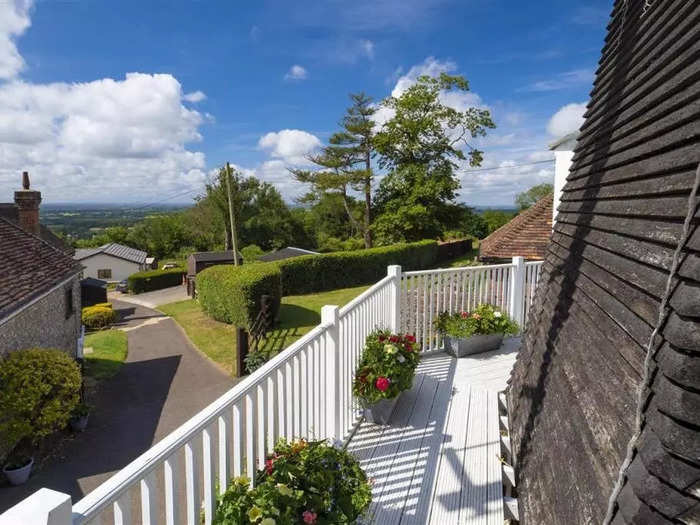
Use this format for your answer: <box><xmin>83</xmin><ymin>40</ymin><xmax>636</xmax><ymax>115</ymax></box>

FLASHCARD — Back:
<box><xmin>2</xmin><ymin>257</ymin><xmax>542</xmax><ymax>525</ymax></box>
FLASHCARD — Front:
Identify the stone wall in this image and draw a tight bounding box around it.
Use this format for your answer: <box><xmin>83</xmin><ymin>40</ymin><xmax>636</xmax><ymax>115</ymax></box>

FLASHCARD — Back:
<box><xmin>0</xmin><ymin>276</ymin><xmax>81</xmax><ymax>357</ymax></box>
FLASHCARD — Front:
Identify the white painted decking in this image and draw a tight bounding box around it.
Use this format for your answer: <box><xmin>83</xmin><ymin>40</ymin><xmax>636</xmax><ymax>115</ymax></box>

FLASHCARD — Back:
<box><xmin>347</xmin><ymin>338</ymin><xmax>519</xmax><ymax>524</ymax></box>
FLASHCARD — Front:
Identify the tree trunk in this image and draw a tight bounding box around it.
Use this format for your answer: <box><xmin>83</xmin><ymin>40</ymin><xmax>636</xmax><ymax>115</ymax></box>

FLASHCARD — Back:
<box><xmin>341</xmin><ymin>187</ymin><xmax>362</xmax><ymax>237</ymax></box>
<box><xmin>364</xmin><ymin>150</ymin><xmax>373</xmax><ymax>248</ymax></box>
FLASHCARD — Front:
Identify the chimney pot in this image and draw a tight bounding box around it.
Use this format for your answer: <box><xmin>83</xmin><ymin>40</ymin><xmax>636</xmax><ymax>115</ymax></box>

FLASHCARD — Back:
<box><xmin>22</xmin><ymin>171</ymin><xmax>30</xmax><ymax>190</ymax></box>
<box><xmin>15</xmin><ymin>172</ymin><xmax>42</xmax><ymax>236</ymax></box>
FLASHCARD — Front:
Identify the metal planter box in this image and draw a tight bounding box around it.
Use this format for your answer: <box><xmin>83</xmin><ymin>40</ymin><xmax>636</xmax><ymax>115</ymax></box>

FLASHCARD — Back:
<box><xmin>444</xmin><ymin>334</ymin><xmax>503</xmax><ymax>358</ymax></box>
<box><xmin>364</xmin><ymin>394</ymin><xmax>400</xmax><ymax>425</ymax></box>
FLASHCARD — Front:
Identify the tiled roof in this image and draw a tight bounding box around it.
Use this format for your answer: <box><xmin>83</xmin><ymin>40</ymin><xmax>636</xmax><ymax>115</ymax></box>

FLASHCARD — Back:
<box><xmin>257</xmin><ymin>246</ymin><xmax>319</xmax><ymax>262</ymax></box>
<box><xmin>479</xmin><ymin>195</ymin><xmax>552</xmax><ymax>260</ymax></box>
<box><xmin>0</xmin><ymin>203</ymin><xmax>74</xmax><ymax>255</ymax></box>
<box><xmin>0</xmin><ymin>217</ymin><xmax>82</xmax><ymax>320</ymax></box>
<box><xmin>74</xmin><ymin>243</ymin><xmax>147</xmax><ymax>264</ymax></box>
<box><xmin>188</xmin><ymin>250</ymin><xmax>243</xmax><ymax>262</ymax></box>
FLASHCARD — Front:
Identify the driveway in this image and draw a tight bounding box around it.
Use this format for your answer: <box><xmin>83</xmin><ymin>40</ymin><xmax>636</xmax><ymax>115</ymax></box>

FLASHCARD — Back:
<box><xmin>109</xmin><ymin>284</ymin><xmax>188</xmax><ymax>308</ymax></box>
<box><xmin>0</xmin><ymin>300</ymin><xmax>235</xmax><ymax>513</ymax></box>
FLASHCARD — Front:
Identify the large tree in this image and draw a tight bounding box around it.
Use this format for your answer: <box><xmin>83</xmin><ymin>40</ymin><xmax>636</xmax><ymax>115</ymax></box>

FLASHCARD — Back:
<box><xmin>372</xmin><ymin>73</ymin><xmax>495</xmax><ymax>243</ymax></box>
<box><xmin>515</xmin><ymin>183</ymin><xmax>553</xmax><ymax>211</ymax></box>
<box><xmin>291</xmin><ymin>93</ymin><xmax>376</xmax><ymax>248</ymax></box>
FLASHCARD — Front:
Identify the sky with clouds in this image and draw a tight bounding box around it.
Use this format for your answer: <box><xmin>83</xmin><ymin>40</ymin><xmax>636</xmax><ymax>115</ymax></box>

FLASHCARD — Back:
<box><xmin>0</xmin><ymin>0</ymin><xmax>611</xmax><ymax>207</ymax></box>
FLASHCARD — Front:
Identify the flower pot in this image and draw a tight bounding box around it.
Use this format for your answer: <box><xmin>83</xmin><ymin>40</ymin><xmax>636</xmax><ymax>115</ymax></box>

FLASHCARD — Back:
<box><xmin>3</xmin><ymin>457</ymin><xmax>33</xmax><ymax>486</ymax></box>
<box><xmin>444</xmin><ymin>334</ymin><xmax>503</xmax><ymax>358</ymax></box>
<box><xmin>364</xmin><ymin>394</ymin><xmax>400</xmax><ymax>425</ymax></box>
<box><xmin>70</xmin><ymin>415</ymin><xmax>89</xmax><ymax>432</ymax></box>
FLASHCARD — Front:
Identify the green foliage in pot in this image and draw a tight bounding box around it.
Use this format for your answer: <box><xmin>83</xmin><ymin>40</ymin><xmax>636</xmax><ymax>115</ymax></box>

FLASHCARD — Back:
<box><xmin>0</xmin><ymin>349</ymin><xmax>81</xmax><ymax>464</ymax></box>
<box><xmin>214</xmin><ymin>439</ymin><xmax>372</xmax><ymax>524</ymax></box>
<box><xmin>71</xmin><ymin>402</ymin><xmax>91</xmax><ymax>419</ymax></box>
<box><xmin>352</xmin><ymin>330</ymin><xmax>420</xmax><ymax>407</ymax></box>
<box><xmin>435</xmin><ymin>304</ymin><xmax>518</xmax><ymax>338</ymax></box>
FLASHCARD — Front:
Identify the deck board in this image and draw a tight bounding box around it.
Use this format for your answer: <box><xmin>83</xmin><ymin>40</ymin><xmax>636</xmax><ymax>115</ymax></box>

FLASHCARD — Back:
<box><xmin>347</xmin><ymin>338</ymin><xmax>519</xmax><ymax>524</ymax></box>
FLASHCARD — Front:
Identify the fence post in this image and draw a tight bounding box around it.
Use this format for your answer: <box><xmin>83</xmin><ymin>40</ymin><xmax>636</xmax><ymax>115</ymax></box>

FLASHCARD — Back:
<box><xmin>321</xmin><ymin>304</ymin><xmax>341</xmax><ymax>445</ymax></box>
<box><xmin>387</xmin><ymin>265</ymin><xmax>402</xmax><ymax>333</ymax></box>
<box><xmin>509</xmin><ymin>256</ymin><xmax>526</xmax><ymax>328</ymax></box>
<box><xmin>0</xmin><ymin>488</ymin><xmax>72</xmax><ymax>524</ymax></box>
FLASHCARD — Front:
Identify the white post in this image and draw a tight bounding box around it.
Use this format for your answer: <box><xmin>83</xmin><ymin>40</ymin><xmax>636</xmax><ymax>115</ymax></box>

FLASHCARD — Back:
<box><xmin>0</xmin><ymin>488</ymin><xmax>72</xmax><ymax>525</ymax></box>
<box><xmin>321</xmin><ymin>304</ymin><xmax>341</xmax><ymax>445</ymax></box>
<box><xmin>509</xmin><ymin>257</ymin><xmax>526</xmax><ymax>329</ymax></box>
<box><xmin>387</xmin><ymin>265</ymin><xmax>402</xmax><ymax>333</ymax></box>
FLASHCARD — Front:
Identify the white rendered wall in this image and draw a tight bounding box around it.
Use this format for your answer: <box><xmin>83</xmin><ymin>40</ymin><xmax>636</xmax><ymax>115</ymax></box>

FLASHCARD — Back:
<box><xmin>552</xmin><ymin>146</ymin><xmax>575</xmax><ymax>225</ymax></box>
<box><xmin>79</xmin><ymin>253</ymin><xmax>142</xmax><ymax>282</ymax></box>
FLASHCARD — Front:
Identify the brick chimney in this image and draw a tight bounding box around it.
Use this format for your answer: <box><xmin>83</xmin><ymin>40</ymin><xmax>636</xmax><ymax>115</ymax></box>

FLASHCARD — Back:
<box><xmin>14</xmin><ymin>171</ymin><xmax>42</xmax><ymax>236</ymax></box>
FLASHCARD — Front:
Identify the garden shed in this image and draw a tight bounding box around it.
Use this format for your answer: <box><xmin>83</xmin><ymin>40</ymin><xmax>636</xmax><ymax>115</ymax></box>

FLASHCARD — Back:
<box><xmin>507</xmin><ymin>0</ymin><xmax>700</xmax><ymax>523</ymax></box>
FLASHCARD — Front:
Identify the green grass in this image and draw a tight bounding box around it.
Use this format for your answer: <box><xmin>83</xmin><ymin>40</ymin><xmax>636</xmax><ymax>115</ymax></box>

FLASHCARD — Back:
<box><xmin>159</xmin><ymin>284</ymin><xmax>369</xmax><ymax>376</ymax></box>
<box><xmin>83</xmin><ymin>329</ymin><xmax>128</xmax><ymax>380</ymax></box>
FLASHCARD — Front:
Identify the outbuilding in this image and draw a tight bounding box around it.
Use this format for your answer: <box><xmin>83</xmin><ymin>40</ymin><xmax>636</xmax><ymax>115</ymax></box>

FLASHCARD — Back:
<box><xmin>74</xmin><ymin>243</ymin><xmax>149</xmax><ymax>282</ymax></box>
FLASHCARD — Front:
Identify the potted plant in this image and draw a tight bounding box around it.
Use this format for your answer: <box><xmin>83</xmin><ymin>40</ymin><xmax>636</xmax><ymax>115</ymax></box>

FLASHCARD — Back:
<box><xmin>69</xmin><ymin>402</ymin><xmax>91</xmax><ymax>432</ymax></box>
<box><xmin>352</xmin><ymin>330</ymin><xmax>420</xmax><ymax>425</ymax></box>
<box><xmin>2</xmin><ymin>454</ymin><xmax>34</xmax><ymax>486</ymax></box>
<box><xmin>435</xmin><ymin>304</ymin><xmax>519</xmax><ymax>358</ymax></box>
<box><xmin>214</xmin><ymin>438</ymin><xmax>372</xmax><ymax>524</ymax></box>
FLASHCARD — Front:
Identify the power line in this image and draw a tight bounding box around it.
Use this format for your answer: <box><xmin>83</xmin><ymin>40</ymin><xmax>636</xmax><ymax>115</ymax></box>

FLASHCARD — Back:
<box><xmin>461</xmin><ymin>159</ymin><xmax>554</xmax><ymax>174</ymax></box>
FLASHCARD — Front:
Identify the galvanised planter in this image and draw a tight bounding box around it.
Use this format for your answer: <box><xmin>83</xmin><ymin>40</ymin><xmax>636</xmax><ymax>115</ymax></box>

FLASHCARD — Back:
<box><xmin>444</xmin><ymin>334</ymin><xmax>503</xmax><ymax>358</ymax></box>
<box><xmin>364</xmin><ymin>394</ymin><xmax>400</xmax><ymax>425</ymax></box>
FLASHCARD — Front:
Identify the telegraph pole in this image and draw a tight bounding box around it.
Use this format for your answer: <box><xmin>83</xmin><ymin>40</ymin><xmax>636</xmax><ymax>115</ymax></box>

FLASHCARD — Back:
<box><xmin>224</xmin><ymin>162</ymin><xmax>240</xmax><ymax>266</ymax></box>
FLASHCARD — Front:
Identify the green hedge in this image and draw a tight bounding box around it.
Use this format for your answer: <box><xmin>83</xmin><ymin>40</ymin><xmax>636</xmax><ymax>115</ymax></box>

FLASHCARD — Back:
<box><xmin>128</xmin><ymin>268</ymin><xmax>185</xmax><ymax>294</ymax></box>
<box><xmin>82</xmin><ymin>306</ymin><xmax>117</xmax><ymax>329</ymax></box>
<box><xmin>196</xmin><ymin>263</ymin><xmax>282</xmax><ymax>329</ymax></box>
<box><xmin>277</xmin><ymin>240</ymin><xmax>438</xmax><ymax>295</ymax></box>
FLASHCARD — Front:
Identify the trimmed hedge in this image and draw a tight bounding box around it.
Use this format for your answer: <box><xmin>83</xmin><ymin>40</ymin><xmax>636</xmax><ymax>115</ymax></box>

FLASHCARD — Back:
<box><xmin>128</xmin><ymin>268</ymin><xmax>185</xmax><ymax>294</ymax></box>
<box><xmin>82</xmin><ymin>306</ymin><xmax>117</xmax><ymax>329</ymax></box>
<box><xmin>197</xmin><ymin>263</ymin><xmax>282</xmax><ymax>329</ymax></box>
<box><xmin>277</xmin><ymin>240</ymin><xmax>438</xmax><ymax>295</ymax></box>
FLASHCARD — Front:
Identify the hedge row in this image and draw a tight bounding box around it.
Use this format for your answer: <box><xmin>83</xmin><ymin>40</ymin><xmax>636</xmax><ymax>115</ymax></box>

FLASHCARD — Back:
<box><xmin>196</xmin><ymin>263</ymin><xmax>282</xmax><ymax>329</ymax></box>
<box><xmin>196</xmin><ymin>240</ymin><xmax>437</xmax><ymax>329</ymax></box>
<box><xmin>128</xmin><ymin>268</ymin><xmax>185</xmax><ymax>294</ymax></box>
<box><xmin>82</xmin><ymin>305</ymin><xmax>117</xmax><ymax>329</ymax></box>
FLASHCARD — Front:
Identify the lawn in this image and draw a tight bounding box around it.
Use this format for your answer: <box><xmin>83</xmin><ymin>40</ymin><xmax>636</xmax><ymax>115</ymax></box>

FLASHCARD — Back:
<box><xmin>159</xmin><ymin>284</ymin><xmax>369</xmax><ymax>376</ymax></box>
<box><xmin>83</xmin><ymin>329</ymin><xmax>128</xmax><ymax>380</ymax></box>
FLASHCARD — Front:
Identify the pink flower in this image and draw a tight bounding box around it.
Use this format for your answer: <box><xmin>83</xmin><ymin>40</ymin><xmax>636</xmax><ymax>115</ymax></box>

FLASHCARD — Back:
<box><xmin>375</xmin><ymin>377</ymin><xmax>391</xmax><ymax>392</ymax></box>
<box><xmin>302</xmin><ymin>510</ymin><xmax>318</xmax><ymax>524</ymax></box>
<box><xmin>471</xmin><ymin>313</ymin><xmax>481</xmax><ymax>320</ymax></box>
<box><xmin>460</xmin><ymin>311</ymin><xmax>469</xmax><ymax>319</ymax></box>
<box><xmin>265</xmin><ymin>458</ymin><xmax>275</xmax><ymax>475</ymax></box>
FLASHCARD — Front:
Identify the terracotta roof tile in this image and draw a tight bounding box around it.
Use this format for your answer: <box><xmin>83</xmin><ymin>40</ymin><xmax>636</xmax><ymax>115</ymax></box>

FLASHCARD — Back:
<box><xmin>479</xmin><ymin>194</ymin><xmax>552</xmax><ymax>260</ymax></box>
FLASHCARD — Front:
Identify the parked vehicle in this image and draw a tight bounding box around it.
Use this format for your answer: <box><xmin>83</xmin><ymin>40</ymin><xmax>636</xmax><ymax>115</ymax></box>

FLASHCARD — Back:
<box><xmin>115</xmin><ymin>280</ymin><xmax>128</xmax><ymax>293</ymax></box>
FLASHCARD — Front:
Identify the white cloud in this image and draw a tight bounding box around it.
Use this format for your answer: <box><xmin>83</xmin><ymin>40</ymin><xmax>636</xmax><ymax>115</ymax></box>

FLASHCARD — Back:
<box><xmin>547</xmin><ymin>102</ymin><xmax>586</xmax><ymax>137</ymax></box>
<box><xmin>183</xmin><ymin>90</ymin><xmax>206</xmax><ymax>103</ymax></box>
<box><xmin>361</xmin><ymin>39</ymin><xmax>375</xmax><ymax>60</ymax></box>
<box><xmin>0</xmin><ymin>0</ymin><xmax>32</xmax><ymax>80</ymax></box>
<box><xmin>519</xmin><ymin>68</ymin><xmax>594</xmax><ymax>92</ymax></box>
<box><xmin>284</xmin><ymin>65</ymin><xmax>307</xmax><ymax>81</ymax></box>
<box><xmin>258</xmin><ymin>129</ymin><xmax>321</xmax><ymax>164</ymax></box>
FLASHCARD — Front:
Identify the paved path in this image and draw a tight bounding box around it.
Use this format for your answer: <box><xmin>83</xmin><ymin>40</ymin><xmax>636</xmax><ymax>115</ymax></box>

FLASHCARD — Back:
<box><xmin>108</xmin><ymin>284</ymin><xmax>188</xmax><ymax>309</ymax></box>
<box><xmin>0</xmin><ymin>300</ymin><xmax>234</xmax><ymax>512</ymax></box>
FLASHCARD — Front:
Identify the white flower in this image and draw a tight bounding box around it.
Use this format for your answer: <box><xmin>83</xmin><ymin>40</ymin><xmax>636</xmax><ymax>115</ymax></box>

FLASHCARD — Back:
<box><xmin>384</xmin><ymin>344</ymin><xmax>398</xmax><ymax>355</ymax></box>
<box><xmin>494</xmin><ymin>311</ymin><xmax>502</xmax><ymax>318</ymax></box>
<box><xmin>396</xmin><ymin>354</ymin><xmax>406</xmax><ymax>363</ymax></box>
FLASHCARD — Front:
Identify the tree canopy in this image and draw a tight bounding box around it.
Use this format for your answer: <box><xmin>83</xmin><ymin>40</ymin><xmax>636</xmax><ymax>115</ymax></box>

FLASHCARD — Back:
<box><xmin>515</xmin><ymin>183</ymin><xmax>553</xmax><ymax>211</ymax></box>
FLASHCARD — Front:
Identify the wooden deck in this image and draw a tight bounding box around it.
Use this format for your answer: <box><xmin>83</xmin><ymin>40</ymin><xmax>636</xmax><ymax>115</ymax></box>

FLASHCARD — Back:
<box><xmin>347</xmin><ymin>338</ymin><xmax>519</xmax><ymax>524</ymax></box>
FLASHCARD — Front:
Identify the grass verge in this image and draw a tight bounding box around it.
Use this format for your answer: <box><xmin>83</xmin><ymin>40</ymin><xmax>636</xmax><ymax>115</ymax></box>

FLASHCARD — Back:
<box><xmin>83</xmin><ymin>329</ymin><xmax>128</xmax><ymax>380</ymax></box>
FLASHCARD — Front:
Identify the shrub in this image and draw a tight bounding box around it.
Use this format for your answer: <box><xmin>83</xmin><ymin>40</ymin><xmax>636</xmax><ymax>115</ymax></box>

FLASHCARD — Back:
<box><xmin>197</xmin><ymin>263</ymin><xmax>282</xmax><ymax>329</ymax></box>
<box><xmin>127</xmin><ymin>267</ymin><xmax>185</xmax><ymax>294</ymax></box>
<box><xmin>82</xmin><ymin>306</ymin><xmax>117</xmax><ymax>329</ymax></box>
<box><xmin>241</xmin><ymin>244</ymin><xmax>265</xmax><ymax>263</ymax></box>
<box><xmin>435</xmin><ymin>304</ymin><xmax>519</xmax><ymax>338</ymax></box>
<box><xmin>93</xmin><ymin>302</ymin><xmax>112</xmax><ymax>309</ymax></box>
<box><xmin>353</xmin><ymin>330</ymin><xmax>420</xmax><ymax>407</ymax></box>
<box><xmin>214</xmin><ymin>439</ymin><xmax>371</xmax><ymax>524</ymax></box>
<box><xmin>0</xmin><ymin>349</ymin><xmax>82</xmax><ymax>462</ymax></box>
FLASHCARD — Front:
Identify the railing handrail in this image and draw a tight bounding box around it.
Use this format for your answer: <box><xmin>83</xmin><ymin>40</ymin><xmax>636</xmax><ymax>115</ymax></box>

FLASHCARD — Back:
<box><xmin>403</xmin><ymin>262</ymin><xmax>513</xmax><ymax>276</ymax></box>
<box><xmin>525</xmin><ymin>260</ymin><xmax>543</xmax><ymax>266</ymax></box>
<box><xmin>72</xmin><ymin>322</ymin><xmax>328</xmax><ymax>520</ymax></box>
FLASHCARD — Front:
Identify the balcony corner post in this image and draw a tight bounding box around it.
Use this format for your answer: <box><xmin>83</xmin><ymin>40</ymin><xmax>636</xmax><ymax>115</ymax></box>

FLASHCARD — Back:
<box><xmin>387</xmin><ymin>265</ymin><xmax>402</xmax><ymax>333</ymax></box>
<box><xmin>321</xmin><ymin>304</ymin><xmax>341</xmax><ymax>445</ymax></box>
<box><xmin>0</xmin><ymin>488</ymin><xmax>72</xmax><ymax>524</ymax></box>
<box><xmin>509</xmin><ymin>256</ymin><xmax>526</xmax><ymax>328</ymax></box>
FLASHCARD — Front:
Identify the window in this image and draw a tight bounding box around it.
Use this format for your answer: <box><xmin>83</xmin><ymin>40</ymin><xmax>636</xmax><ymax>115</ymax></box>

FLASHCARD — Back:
<box><xmin>65</xmin><ymin>287</ymin><xmax>74</xmax><ymax>319</ymax></box>
<box><xmin>97</xmin><ymin>269</ymin><xmax>112</xmax><ymax>279</ymax></box>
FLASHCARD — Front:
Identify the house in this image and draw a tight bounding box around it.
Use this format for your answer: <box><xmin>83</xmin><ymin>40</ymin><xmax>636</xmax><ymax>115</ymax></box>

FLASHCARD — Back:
<box><xmin>0</xmin><ymin>172</ymin><xmax>74</xmax><ymax>255</ymax></box>
<box><xmin>478</xmin><ymin>194</ymin><xmax>553</xmax><ymax>262</ymax></box>
<box><xmin>257</xmin><ymin>246</ymin><xmax>319</xmax><ymax>262</ymax></box>
<box><xmin>0</xmin><ymin>217</ymin><xmax>82</xmax><ymax>357</ymax></box>
<box><xmin>186</xmin><ymin>250</ymin><xmax>243</xmax><ymax>296</ymax></box>
<box><xmin>74</xmin><ymin>243</ymin><xmax>149</xmax><ymax>282</ymax></box>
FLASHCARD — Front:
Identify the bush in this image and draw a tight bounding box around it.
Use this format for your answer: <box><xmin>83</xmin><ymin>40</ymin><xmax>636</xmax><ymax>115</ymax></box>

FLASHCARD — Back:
<box><xmin>93</xmin><ymin>302</ymin><xmax>112</xmax><ymax>309</ymax></box>
<box><xmin>0</xmin><ymin>349</ymin><xmax>82</xmax><ymax>462</ymax></box>
<box><xmin>197</xmin><ymin>263</ymin><xmax>282</xmax><ymax>329</ymax></box>
<box><xmin>277</xmin><ymin>239</ymin><xmax>438</xmax><ymax>295</ymax></box>
<box><xmin>82</xmin><ymin>306</ymin><xmax>117</xmax><ymax>329</ymax></box>
<box><xmin>127</xmin><ymin>267</ymin><xmax>185</xmax><ymax>294</ymax></box>
<box><xmin>353</xmin><ymin>330</ymin><xmax>420</xmax><ymax>407</ymax></box>
<box><xmin>214</xmin><ymin>439</ymin><xmax>371</xmax><ymax>524</ymax></box>
<box><xmin>435</xmin><ymin>304</ymin><xmax>519</xmax><ymax>338</ymax></box>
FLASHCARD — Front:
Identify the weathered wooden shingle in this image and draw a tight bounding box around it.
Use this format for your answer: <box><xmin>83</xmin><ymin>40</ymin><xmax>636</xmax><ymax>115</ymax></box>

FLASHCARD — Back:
<box><xmin>507</xmin><ymin>0</ymin><xmax>700</xmax><ymax>522</ymax></box>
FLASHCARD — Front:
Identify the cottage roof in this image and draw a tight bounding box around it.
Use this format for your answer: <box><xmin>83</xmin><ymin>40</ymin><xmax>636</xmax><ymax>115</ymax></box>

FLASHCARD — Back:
<box><xmin>479</xmin><ymin>195</ymin><xmax>552</xmax><ymax>260</ymax></box>
<box><xmin>0</xmin><ymin>217</ymin><xmax>82</xmax><ymax>320</ymax></box>
<box><xmin>74</xmin><ymin>243</ymin><xmax>147</xmax><ymax>264</ymax></box>
<box><xmin>0</xmin><ymin>203</ymin><xmax>73</xmax><ymax>255</ymax></box>
<box><xmin>257</xmin><ymin>246</ymin><xmax>319</xmax><ymax>262</ymax></box>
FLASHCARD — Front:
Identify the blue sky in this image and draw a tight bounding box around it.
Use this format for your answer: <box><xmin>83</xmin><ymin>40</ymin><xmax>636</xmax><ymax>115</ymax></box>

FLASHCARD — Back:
<box><xmin>0</xmin><ymin>0</ymin><xmax>611</xmax><ymax>206</ymax></box>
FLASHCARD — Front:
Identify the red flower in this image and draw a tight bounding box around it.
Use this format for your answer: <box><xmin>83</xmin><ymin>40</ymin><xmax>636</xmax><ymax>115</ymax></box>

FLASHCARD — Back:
<box><xmin>405</xmin><ymin>335</ymin><xmax>416</xmax><ymax>343</ymax></box>
<box><xmin>389</xmin><ymin>335</ymin><xmax>399</xmax><ymax>343</ymax></box>
<box><xmin>265</xmin><ymin>457</ymin><xmax>275</xmax><ymax>475</ymax></box>
<box><xmin>460</xmin><ymin>311</ymin><xmax>469</xmax><ymax>319</ymax></box>
<box><xmin>378</xmin><ymin>335</ymin><xmax>386</xmax><ymax>342</ymax></box>
<box><xmin>302</xmin><ymin>510</ymin><xmax>318</xmax><ymax>524</ymax></box>
<box><xmin>375</xmin><ymin>377</ymin><xmax>391</xmax><ymax>392</ymax></box>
